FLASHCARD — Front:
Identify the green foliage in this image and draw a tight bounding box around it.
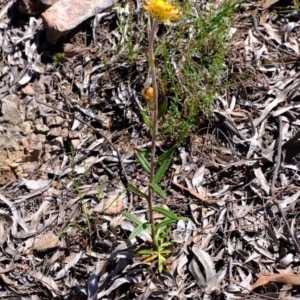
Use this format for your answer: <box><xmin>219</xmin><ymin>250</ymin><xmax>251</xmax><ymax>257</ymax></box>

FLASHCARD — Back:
<box><xmin>119</xmin><ymin>0</ymin><xmax>240</xmax><ymax>274</ymax></box>
<box><xmin>155</xmin><ymin>146</ymin><xmax>176</xmax><ymax>183</ymax></box>
<box><xmin>149</xmin><ymin>181</ymin><xmax>167</xmax><ymax>199</ymax></box>
<box><xmin>122</xmin><ymin>207</ymin><xmax>187</xmax><ymax>272</ymax></box>
<box><xmin>116</xmin><ymin>1</ymin><xmax>147</xmax><ymax>64</ymax></box>
<box><xmin>61</xmin><ymin>147</ymin><xmax>92</xmax><ymax>241</ymax></box>
<box><xmin>137</xmin><ymin>227</ymin><xmax>172</xmax><ymax>273</ymax></box>
<box><xmin>132</xmin><ymin>147</ymin><xmax>151</xmax><ymax>174</ymax></box>
<box><xmin>130</xmin><ymin>144</ymin><xmax>175</xmax><ymax>199</ymax></box>
<box><xmin>116</xmin><ymin>0</ymin><xmax>239</xmax><ymax>141</ymax></box>
<box><xmin>52</xmin><ymin>52</ymin><xmax>65</xmax><ymax>66</ymax></box>
<box><xmin>156</xmin><ymin>0</ymin><xmax>240</xmax><ymax>141</ymax></box>
<box><xmin>123</xmin><ymin>143</ymin><xmax>182</xmax><ymax>271</ymax></box>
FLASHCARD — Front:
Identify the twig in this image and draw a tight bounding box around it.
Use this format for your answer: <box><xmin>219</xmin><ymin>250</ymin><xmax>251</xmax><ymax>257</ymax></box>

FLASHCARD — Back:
<box><xmin>270</xmin><ymin>116</ymin><xmax>300</xmax><ymax>253</ymax></box>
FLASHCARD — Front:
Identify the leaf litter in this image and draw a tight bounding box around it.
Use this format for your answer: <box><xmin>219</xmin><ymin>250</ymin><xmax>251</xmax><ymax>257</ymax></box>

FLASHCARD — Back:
<box><xmin>1</xmin><ymin>0</ymin><xmax>300</xmax><ymax>299</ymax></box>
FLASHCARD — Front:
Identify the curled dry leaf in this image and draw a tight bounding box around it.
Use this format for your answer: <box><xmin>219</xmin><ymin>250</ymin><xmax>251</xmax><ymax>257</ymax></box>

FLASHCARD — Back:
<box><xmin>28</xmin><ymin>270</ymin><xmax>61</xmax><ymax>297</ymax></box>
<box><xmin>23</xmin><ymin>178</ymin><xmax>51</xmax><ymax>191</ymax></box>
<box><xmin>172</xmin><ymin>180</ymin><xmax>221</xmax><ymax>205</ymax></box>
<box><xmin>189</xmin><ymin>246</ymin><xmax>216</xmax><ymax>290</ymax></box>
<box><xmin>252</xmin><ymin>272</ymin><xmax>300</xmax><ymax>290</ymax></box>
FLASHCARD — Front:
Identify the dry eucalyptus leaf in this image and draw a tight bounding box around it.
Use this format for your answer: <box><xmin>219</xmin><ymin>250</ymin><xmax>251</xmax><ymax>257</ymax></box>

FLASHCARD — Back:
<box><xmin>23</xmin><ymin>178</ymin><xmax>51</xmax><ymax>191</ymax></box>
<box><xmin>32</xmin><ymin>231</ymin><xmax>61</xmax><ymax>251</ymax></box>
<box><xmin>252</xmin><ymin>272</ymin><xmax>300</xmax><ymax>290</ymax></box>
<box><xmin>172</xmin><ymin>180</ymin><xmax>221</xmax><ymax>204</ymax></box>
<box><xmin>54</xmin><ymin>251</ymin><xmax>84</xmax><ymax>280</ymax></box>
<box><xmin>28</xmin><ymin>270</ymin><xmax>61</xmax><ymax>297</ymax></box>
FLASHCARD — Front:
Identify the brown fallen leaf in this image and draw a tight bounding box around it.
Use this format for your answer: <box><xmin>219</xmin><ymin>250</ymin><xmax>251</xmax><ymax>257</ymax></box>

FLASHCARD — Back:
<box><xmin>32</xmin><ymin>231</ymin><xmax>61</xmax><ymax>251</ymax></box>
<box><xmin>252</xmin><ymin>272</ymin><xmax>300</xmax><ymax>290</ymax></box>
<box><xmin>63</xmin><ymin>43</ymin><xmax>94</xmax><ymax>58</ymax></box>
<box><xmin>172</xmin><ymin>181</ymin><xmax>221</xmax><ymax>204</ymax></box>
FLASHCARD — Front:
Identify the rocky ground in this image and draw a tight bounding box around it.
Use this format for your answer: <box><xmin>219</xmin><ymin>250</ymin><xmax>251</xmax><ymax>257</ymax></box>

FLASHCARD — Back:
<box><xmin>1</xmin><ymin>0</ymin><xmax>300</xmax><ymax>299</ymax></box>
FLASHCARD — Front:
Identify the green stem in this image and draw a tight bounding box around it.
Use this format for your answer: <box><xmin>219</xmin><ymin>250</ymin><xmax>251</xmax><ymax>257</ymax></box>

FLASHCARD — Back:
<box><xmin>147</xmin><ymin>19</ymin><xmax>159</xmax><ymax>249</ymax></box>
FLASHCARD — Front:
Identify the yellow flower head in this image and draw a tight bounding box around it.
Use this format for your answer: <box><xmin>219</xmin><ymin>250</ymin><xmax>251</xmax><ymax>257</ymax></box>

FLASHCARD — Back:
<box><xmin>144</xmin><ymin>0</ymin><xmax>180</xmax><ymax>23</ymax></box>
<box><xmin>142</xmin><ymin>87</ymin><xmax>154</xmax><ymax>103</ymax></box>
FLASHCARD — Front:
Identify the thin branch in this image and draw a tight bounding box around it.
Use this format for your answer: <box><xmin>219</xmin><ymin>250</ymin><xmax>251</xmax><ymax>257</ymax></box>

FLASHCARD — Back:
<box><xmin>147</xmin><ymin>19</ymin><xmax>159</xmax><ymax>248</ymax></box>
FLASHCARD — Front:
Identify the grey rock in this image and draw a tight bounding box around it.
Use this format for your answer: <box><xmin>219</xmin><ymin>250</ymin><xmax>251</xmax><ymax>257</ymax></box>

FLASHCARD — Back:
<box><xmin>41</xmin><ymin>0</ymin><xmax>114</xmax><ymax>43</ymax></box>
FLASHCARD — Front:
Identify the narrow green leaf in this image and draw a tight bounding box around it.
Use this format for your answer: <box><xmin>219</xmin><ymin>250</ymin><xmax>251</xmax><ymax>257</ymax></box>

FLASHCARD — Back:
<box><xmin>158</xmin><ymin>99</ymin><xmax>168</xmax><ymax>119</ymax></box>
<box><xmin>157</xmin><ymin>145</ymin><xmax>176</xmax><ymax>163</ymax></box>
<box><xmin>155</xmin><ymin>218</ymin><xmax>177</xmax><ymax>230</ymax></box>
<box><xmin>127</xmin><ymin>183</ymin><xmax>148</xmax><ymax>199</ymax></box>
<box><xmin>138</xmin><ymin>249</ymin><xmax>156</xmax><ymax>255</ymax></box>
<box><xmin>160</xmin><ymin>244</ymin><xmax>172</xmax><ymax>251</ymax></box>
<box><xmin>122</xmin><ymin>211</ymin><xmax>151</xmax><ymax>237</ymax></box>
<box><xmin>154</xmin><ymin>149</ymin><xmax>174</xmax><ymax>183</ymax></box>
<box><xmin>157</xmin><ymin>253</ymin><xmax>166</xmax><ymax>273</ymax></box>
<box><xmin>122</xmin><ymin>211</ymin><xmax>144</xmax><ymax>226</ymax></box>
<box><xmin>153</xmin><ymin>206</ymin><xmax>182</xmax><ymax>220</ymax></box>
<box><xmin>141</xmin><ymin>111</ymin><xmax>153</xmax><ymax>128</ymax></box>
<box><xmin>135</xmin><ymin>147</ymin><xmax>151</xmax><ymax>155</ymax></box>
<box><xmin>149</xmin><ymin>182</ymin><xmax>167</xmax><ymax>199</ymax></box>
<box><xmin>133</xmin><ymin>147</ymin><xmax>151</xmax><ymax>174</ymax></box>
<box><xmin>129</xmin><ymin>224</ymin><xmax>146</xmax><ymax>240</ymax></box>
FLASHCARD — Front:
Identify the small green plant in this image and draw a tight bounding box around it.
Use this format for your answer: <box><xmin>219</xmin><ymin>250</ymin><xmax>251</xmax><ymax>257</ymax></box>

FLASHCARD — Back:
<box><xmin>123</xmin><ymin>207</ymin><xmax>186</xmax><ymax>272</ymax></box>
<box><xmin>122</xmin><ymin>0</ymin><xmax>184</xmax><ymax>272</ymax></box>
<box><xmin>69</xmin><ymin>147</ymin><xmax>92</xmax><ymax>230</ymax></box>
<box><xmin>58</xmin><ymin>146</ymin><xmax>93</xmax><ymax>247</ymax></box>
<box><xmin>52</xmin><ymin>52</ymin><xmax>65</xmax><ymax>66</ymax></box>
<box><xmin>116</xmin><ymin>1</ymin><xmax>146</xmax><ymax>64</ymax></box>
<box><xmin>95</xmin><ymin>188</ymin><xmax>104</xmax><ymax>201</ymax></box>
<box><xmin>122</xmin><ymin>0</ymin><xmax>240</xmax><ymax>271</ymax></box>
<box><xmin>157</xmin><ymin>0</ymin><xmax>240</xmax><ymax>140</ymax></box>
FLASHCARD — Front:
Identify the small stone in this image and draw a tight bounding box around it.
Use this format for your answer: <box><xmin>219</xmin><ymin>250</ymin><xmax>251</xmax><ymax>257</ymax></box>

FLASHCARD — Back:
<box><xmin>45</xmin><ymin>141</ymin><xmax>63</xmax><ymax>154</ymax></box>
<box><xmin>26</xmin><ymin>134</ymin><xmax>46</xmax><ymax>151</ymax></box>
<box><xmin>61</xmin><ymin>128</ymin><xmax>69</xmax><ymax>138</ymax></box>
<box><xmin>35</xmin><ymin>124</ymin><xmax>50</xmax><ymax>133</ymax></box>
<box><xmin>0</xmin><ymin>95</ymin><xmax>23</xmax><ymax>125</ymax></box>
<box><xmin>54</xmin><ymin>136</ymin><xmax>64</xmax><ymax>145</ymax></box>
<box><xmin>20</xmin><ymin>161</ymin><xmax>39</xmax><ymax>174</ymax></box>
<box><xmin>22</xmin><ymin>84</ymin><xmax>35</xmax><ymax>96</ymax></box>
<box><xmin>46</xmin><ymin>116</ymin><xmax>65</xmax><ymax>127</ymax></box>
<box><xmin>21</xmin><ymin>121</ymin><xmax>33</xmax><ymax>134</ymax></box>
<box><xmin>14</xmin><ymin>165</ymin><xmax>26</xmax><ymax>179</ymax></box>
<box><xmin>48</xmin><ymin>127</ymin><xmax>61</xmax><ymax>137</ymax></box>
<box><xmin>42</xmin><ymin>0</ymin><xmax>114</xmax><ymax>44</ymax></box>
<box><xmin>34</xmin><ymin>118</ymin><xmax>44</xmax><ymax>126</ymax></box>
<box><xmin>68</xmin><ymin>131</ymin><xmax>81</xmax><ymax>139</ymax></box>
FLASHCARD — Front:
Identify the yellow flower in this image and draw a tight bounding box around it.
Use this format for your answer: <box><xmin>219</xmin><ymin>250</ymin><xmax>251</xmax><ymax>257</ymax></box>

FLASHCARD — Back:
<box><xmin>144</xmin><ymin>0</ymin><xmax>180</xmax><ymax>23</ymax></box>
<box><xmin>142</xmin><ymin>87</ymin><xmax>154</xmax><ymax>102</ymax></box>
